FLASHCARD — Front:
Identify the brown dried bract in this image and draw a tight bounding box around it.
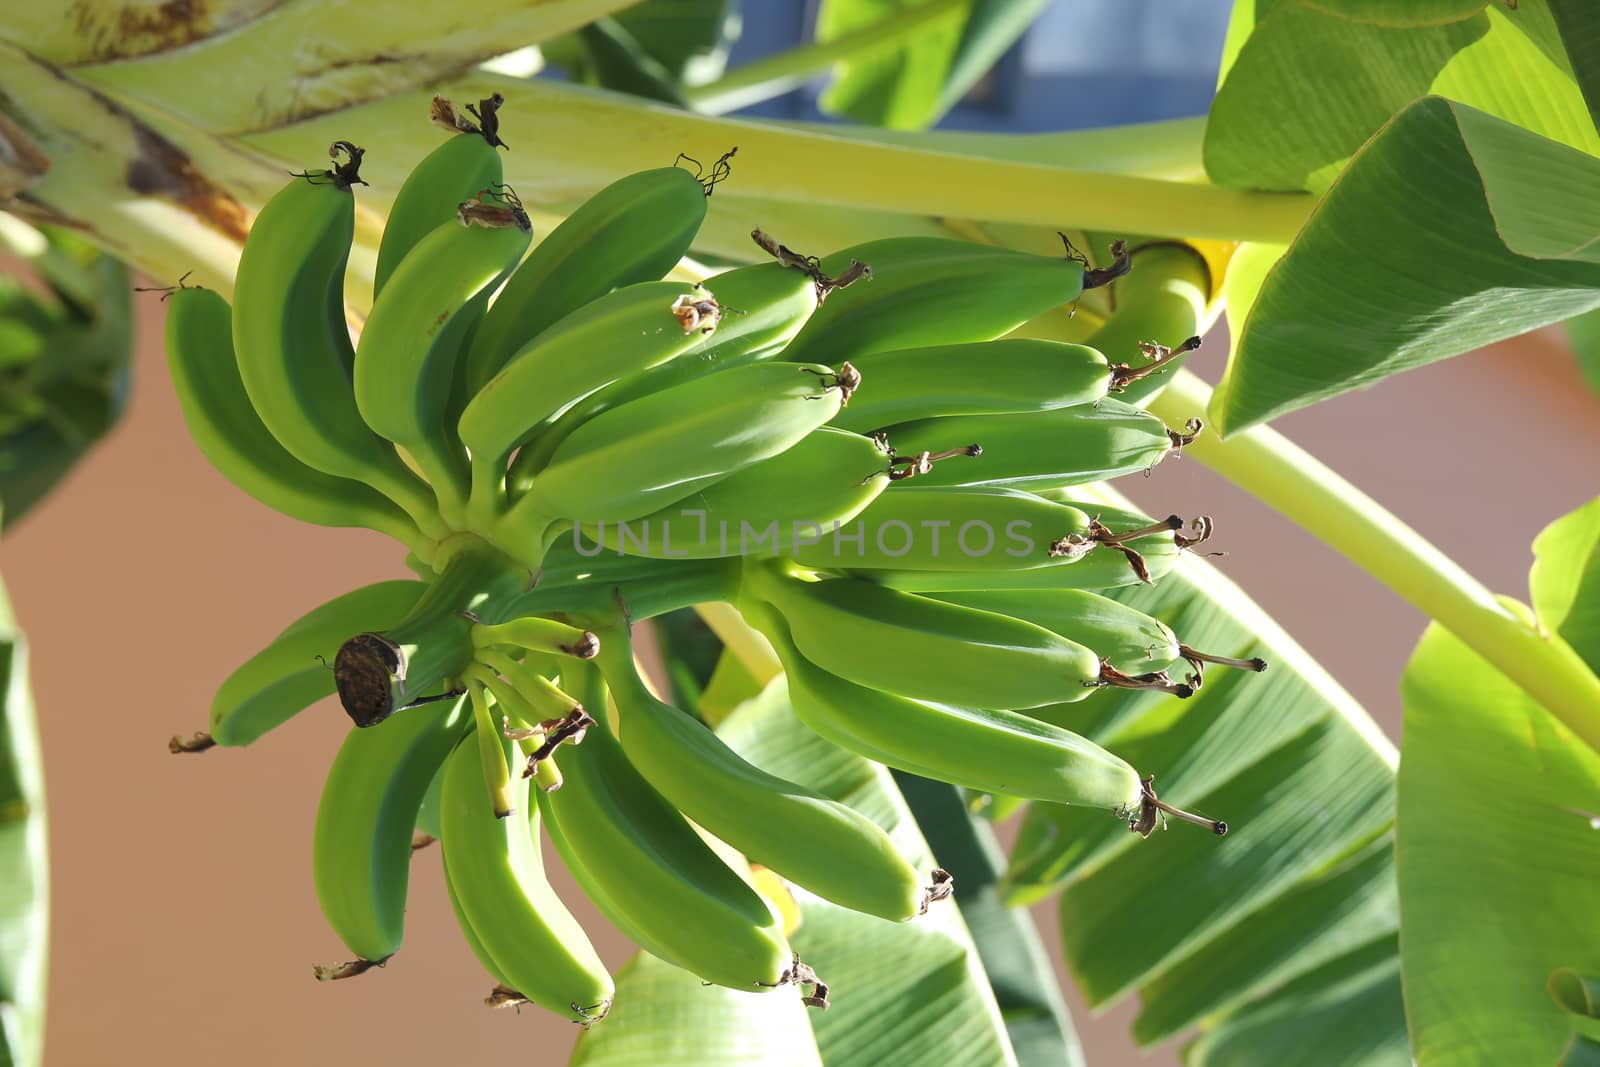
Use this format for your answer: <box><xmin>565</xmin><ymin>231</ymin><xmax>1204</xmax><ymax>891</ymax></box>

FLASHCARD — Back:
<box><xmin>334</xmin><ymin>632</ymin><xmax>404</xmax><ymax>728</ymax></box>
<box><xmin>410</xmin><ymin>831</ymin><xmax>436</xmax><ymax>851</ymax></box>
<box><xmin>670</xmin><ymin>288</ymin><xmax>722</xmax><ymax>334</ymax></box>
<box><xmin>801</xmin><ymin>362</ymin><xmax>861</xmax><ymax>405</ymax></box>
<box><xmin>457</xmin><ymin>185</ymin><xmax>531</xmax><ymax>232</ymax></box>
<box><xmin>1108</xmin><ymin>335</ymin><xmax>1202</xmax><ymax>393</ymax></box>
<box><xmin>313</xmin><ymin>956</ymin><xmax>389</xmax><ymax>982</ymax></box>
<box><xmin>1095</xmin><ymin>660</ymin><xmax>1193</xmax><ymax>699</ymax></box>
<box><xmin>485</xmin><ymin>984</ymin><xmax>530</xmax><ymax>1010</ymax></box>
<box><xmin>168</xmin><ymin>730</ymin><xmax>216</xmax><ymax>754</ymax></box>
<box><xmin>522</xmin><ymin>708</ymin><xmax>597</xmax><ymax>779</ymax></box>
<box><xmin>1129</xmin><ymin>775</ymin><xmax>1227</xmax><ymax>838</ymax></box>
<box><xmin>677</xmin><ymin>147</ymin><xmax>738</xmax><ymax>196</ymax></box>
<box><xmin>919</xmin><ymin>868</ymin><xmax>955</xmax><ymax>915</ymax></box>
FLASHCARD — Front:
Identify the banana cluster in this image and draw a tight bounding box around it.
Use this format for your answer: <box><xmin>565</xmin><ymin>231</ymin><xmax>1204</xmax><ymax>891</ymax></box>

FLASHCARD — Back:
<box><xmin>165</xmin><ymin>97</ymin><xmax>1266</xmax><ymax>1024</ymax></box>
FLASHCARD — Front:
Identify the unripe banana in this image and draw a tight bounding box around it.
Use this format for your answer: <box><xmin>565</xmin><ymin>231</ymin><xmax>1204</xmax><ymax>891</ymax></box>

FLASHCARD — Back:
<box><xmin>494</xmin><ymin>362</ymin><xmax>849</xmax><ymax>565</ymax></box>
<box><xmin>355</xmin><ymin>212</ymin><xmax>529</xmax><ymax>521</ymax></box>
<box><xmin>458</xmin><ymin>280</ymin><xmax>717</xmax><ymax>523</ymax></box>
<box><xmin>879</xmin><ymin>400</ymin><xmax>1187</xmax><ymax>491</ymax></box>
<box><xmin>926</xmin><ymin>589</ymin><xmax>1181</xmax><ymax>670</ymax></box>
<box><xmin>538</xmin><ymin>715</ymin><xmax>793</xmax><ymax>990</ymax></box>
<box><xmin>1083</xmin><ymin>242</ymin><xmax>1210</xmax><ymax>406</ymax></box>
<box><xmin>873</xmin><ymin>501</ymin><xmax>1204</xmax><ymax>593</ymax></box>
<box><xmin>462</xmin><ymin>165</ymin><xmax>711</xmax><ymax>392</ymax></box>
<box><xmin>439</xmin><ymin>850</ymin><xmax>516</xmax><ymax>989</ymax></box>
<box><xmin>372</xmin><ymin>125</ymin><xmax>504</xmax><ymax>299</ymax></box>
<box><xmin>163</xmin><ymin>286</ymin><xmax>426</xmax><ymax>550</ymax></box>
<box><xmin>208</xmin><ymin>579</ymin><xmax>426</xmax><ymax>747</ymax></box>
<box><xmin>781</xmin><ymin>236</ymin><xmax>1128</xmax><ymax>367</ymax></box>
<box><xmin>312</xmin><ymin>694</ymin><xmax>472</xmax><ymax>964</ymax></box>
<box><xmin>831</xmin><ymin>338</ymin><xmax>1111</xmax><ymax>433</ymax></box>
<box><xmin>231</xmin><ymin>163</ymin><xmax>445</xmax><ymax>537</ymax></box>
<box><xmin>437</xmin><ymin>732</ymin><xmax>614</xmax><ymax>1022</ymax></box>
<box><xmin>594</xmin><ymin>634</ymin><xmax>926</xmax><ymax>922</ymax></box>
<box><xmin>791</xmin><ymin>485</ymin><xmax>1094</xmax><ymax>574</ymax></box>
<box><xmin>580</xmin><ymin>428</ymin><xmax>891</xmax><ymax>560</ymax></box>
<box><xmin>501</xmin><ymin>260</ymin><xmax>824</xmax><ymax>496</ymax></box>
<box><xmin>742</xmin><ymin>562</ymin><xmax>1101</xmax><ymax>711</ymax></box>
<box><xmin>743</xmin><ymin>598</ymin><xmax>1143</xmax><ymax>812</ymax></box>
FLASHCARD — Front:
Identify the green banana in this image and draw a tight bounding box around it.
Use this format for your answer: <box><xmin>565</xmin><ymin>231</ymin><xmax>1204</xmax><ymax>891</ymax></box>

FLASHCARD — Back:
<box><xmin>925</xmin><ymin>589</ymin><xmax>1181</xmax><ymax>670</ymax></box>
<box><xmin>780</xmin><ymin>236</ymin><xmax>1128</xmax><ymax>367</ymax></box>
<box><xmin>163</xmin><ymin>285</ymin><xmax>426</xmax><ymax>551</ymax></box>
<box><xmin>830</xmin><ymin>338</ymin><xmax>1112</xmax><ymax>433</ymax></box>
<box><xmin>743</xmin><ymin>598</ymin><xmax>1143</xmax><ymax>812</ymax></box>
<box><xmin>538</xmin><ymin>711</ymin><xmax>793</xmax><ymax>991</ymax></box>
<box><xmin>208</xmin><ymin>579</ymin><xmax>426</xmax><ymax>747</ymax></box>
<box><xmin>791</xmin><ymin>485</ymin><xmax>1095</xmax><ymax>574</ymax></box>
<box><xmin>372</xmin><ymin>123</ymin><xmax>504</xmax><ymax>299</ymax></box>
<box><xmin>593</xmin><ymin>632</ymin><xmax>927</xmax><ymax>922</ymax></box>
<box><xmin>878</xmin><ymin>399</ymin><xmax>1191</xmax><ymax>491</ymax></box>
<box><xmin>439</xmin><ymin>850</ymin><xmax>516</xmax><ymax>990</ymax></box>
<box><xmin>579</xmin><ymin>427</ymin><xmax>891</xmax><ymax>560</ymax></box>
<box><xmin>870</xmin><ymin>501</ymin><xmax>1206</xmax><ymax>593</ymax></box>
<box><xmin>501</xmin><ymin>259</ymin><xmax>823</xmax><ymax>495</ymax></box>
<box><xmin>461</xmin><ymin>164</ymin><xmax>712</xmax><ymax>393</ymax></box>
<box><xmin>458</xmin><ymin>279</ymin><xmax>719</xmax><ymax>524</ymax></box>
<box><xmin>742</xmin><ymin>562</ymin><xmax>1101</xmax><ymax>710</ymax></box>
<box><xmin>493</xmin><ymin>362</ymin><xmax>850</xmax><ymax>564</ymax></box>
<box><xmin>438</xmin><ymin>732</ymin><xmax>614</xmax><ymax>1022</ymax></box>
<box><xmin>230</xmin><ymin>161</ymin><xmax>445</xmax><ymax>538</ymax></box>
<box><xmin>1083</xmin><ymin>242</ymin><xmax>1211</xmax><ymax>406</ymax></box>
<box><xmin>312</xmin><ymin>693</ymin><xmax>472</xmax><ymax>964</ymax></box>
<box><xmin>355</xmin><ymin>211</ymin><xmax>530</xmax><ymax>521</ymax></box>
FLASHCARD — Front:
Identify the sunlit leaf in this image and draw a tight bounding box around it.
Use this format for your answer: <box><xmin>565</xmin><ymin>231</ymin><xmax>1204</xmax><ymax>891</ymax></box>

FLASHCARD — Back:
<box><xmin>1206</xmin><ymin>0</ymin><xmax>1598</xmax><ymax>194</ymax></box>
<box><xmin>1211</xmin><ymin>98</ymin><xmax>1600</xmax><ymax>434</ymax></box>
<box><xmin>1530</xmin><ymin>495</ymin><xmax>1600</xmax><ymax>679</ymax></box>
<box><xmin>716</xmin><ymin>681</ymin><xmax>1019</xmax><ymax>1067</ymax></box>
<box><xmin>1002</xmin><ymin>486</ymin><xmax>1401</xmax><ymax>1055</ymax></box>
<box><xmin>1396</xmin><ymin>613</ymin><xmax>1600</xmax><ymax>1065</ymax></box>
<box><xmin>570</xmin><ymin>950</ymin><xmax>822</xmax><ymax>1067</ymax></box>
<box><xmin>893</xmin><ymin>773</ymin><xmax>1082</xmax><ymax>1067</ymax></box>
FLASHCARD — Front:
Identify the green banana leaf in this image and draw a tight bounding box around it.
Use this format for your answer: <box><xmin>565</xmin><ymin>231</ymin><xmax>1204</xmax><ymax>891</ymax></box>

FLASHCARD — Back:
<box><xmin>1565</xmin><ymin>307</ymin><xmax>1600</xmax><ymax>396</ymax></box>
<box><xmin>1550</xmin><ymin>0</ymin><xmax>1600</xmax><ymax>128</ymax></box>
<box><xmin>890</xmin><ymin>773</ymin><xmax>1083</xmax><ymax>1067</ymax></box>
<box><xmin>1209</xmin><ymin>97</ymin><xmax>1600</xmax><ymax>434</ymax></box>
<box><xmin>716</xmin><ymin>679</ymin><xmax>1020</xmax><ymax>1067</ymax></box>
<box><xmin>0</xmin><ymin>576</ymin><xmax>46</xmax><ymax>1067</ymax></box>
<box><xmin>1530</xmin><ymin>496</ymin><xmax>1600</xmax><ymax>676</ymax></box>
<box><xmin>1396</xmin><ymin>577</ymin><xmax>1600</xmax><ymax>1065</ymax></box>
<box><xmin>576</xmin><ymin>18</ymin><xmax>690</xmax><ymax>107</ymax></box>
<box><xmin>816</xmin><ymin>0</ymin><xmax>1052</xmax><ymax>130</ymax></box>
<box><xmin>1003</xmin><ymin>487</ymin><xmax>1402</xmax><ymax>1061</ymax></box>
<box><xmin>569</xmin><ymin>950</ymin><xmax>823</xmax><ymax>1066</ymax></box>
<box><xmin>1206</xmin><ymin>0</ymin><xmax>1598</xmax><ymax>195</ymax></box>
<box><xmin>0</xmin><ymin>220</ymin><xmax>131</xmax><ymax>530</ymax></box>
<box><xmin>612</xmin><ymin>0</ymin><xmax>734</xmax><ymax>85</ymax></box>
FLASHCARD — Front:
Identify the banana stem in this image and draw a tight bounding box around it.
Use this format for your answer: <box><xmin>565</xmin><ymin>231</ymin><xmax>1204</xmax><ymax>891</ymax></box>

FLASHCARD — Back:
<box><xmin>683</xmin><ymin>0</ymin><xmax>971</xmax><ymax>114</ymax></box>
<box><xmin>1147</xmin><ymin>370</ymin><xmax>1600</xmax><ymax>753</ymax></box>
<box><xmin>694</xmin><ymin>601</ymin><xmax>782</xmax><ymax>685</ymax></box>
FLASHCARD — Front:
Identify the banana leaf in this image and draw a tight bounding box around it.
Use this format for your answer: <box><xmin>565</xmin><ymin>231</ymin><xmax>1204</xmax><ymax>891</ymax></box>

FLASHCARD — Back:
<box><xmin>1530</xmin><ymin>496</ymin><xmax>1600</xmax><ymax>676</ymax></box>
<box><xmin>0</xmin><ymin>223</ymin><xmax>131</xmax><ymax>529</ymax></box>
<box><xmin>1003</xmin><ymin>486</ymin><xmax>1402</xmax><ymax>1061</ymax></box>
<box><xmin>0</xmin><ymin>576</ymin><xmax>45</xmax><ymax>1067</ymax></box>
<box><xmin>570</xmin><ymin>950</ymin><xmax>823</xmax><ymax>1067</ymax></box>
<box><xmin>718</xmin><ymin>679</ymin><xmax>1020</xmax><ymax>1067</ymax></box>
<box><xmin>1397</xmin><ymin>604</ymin><xmax>1600</xmax><ymax>1064</ymax></box>
<box><xmin>1207</xmin><ymin>0</ymin><xmax>1597</xmax><ymax>195</ymax></box>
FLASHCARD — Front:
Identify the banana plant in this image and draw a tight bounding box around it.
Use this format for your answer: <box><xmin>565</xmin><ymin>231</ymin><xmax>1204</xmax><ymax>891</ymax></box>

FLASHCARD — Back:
<box><xmin>3</xmin><ymin>2</ymin><xmax>1600</xmax><ymax>1066</ymax></box>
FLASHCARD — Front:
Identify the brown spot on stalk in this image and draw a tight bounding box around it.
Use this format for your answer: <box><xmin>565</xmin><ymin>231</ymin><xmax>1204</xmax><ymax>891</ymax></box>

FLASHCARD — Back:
<box><xmin>410</xmin><ymin>832</ymin><xmax>436</xmax><ymax>851</ymax></box>
<box><xmin>564</xmin><ymin>631</ymin><xmax>601</xmax><ymax>660</ymax></box>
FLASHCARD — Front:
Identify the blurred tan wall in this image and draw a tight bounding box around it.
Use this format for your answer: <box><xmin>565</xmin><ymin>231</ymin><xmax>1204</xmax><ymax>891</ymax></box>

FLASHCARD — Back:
<box><xmin>2</xmin><ymin>293</ymin><xmax>1596</xmax><ymax>1066</ymax></box>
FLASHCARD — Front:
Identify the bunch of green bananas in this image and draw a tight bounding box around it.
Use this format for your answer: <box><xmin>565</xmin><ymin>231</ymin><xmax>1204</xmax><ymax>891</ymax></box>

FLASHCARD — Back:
<box><xmin>164</xmin><ymin>98</ymin><xmax>1266</xmax><ymax>1024</ymax></box>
